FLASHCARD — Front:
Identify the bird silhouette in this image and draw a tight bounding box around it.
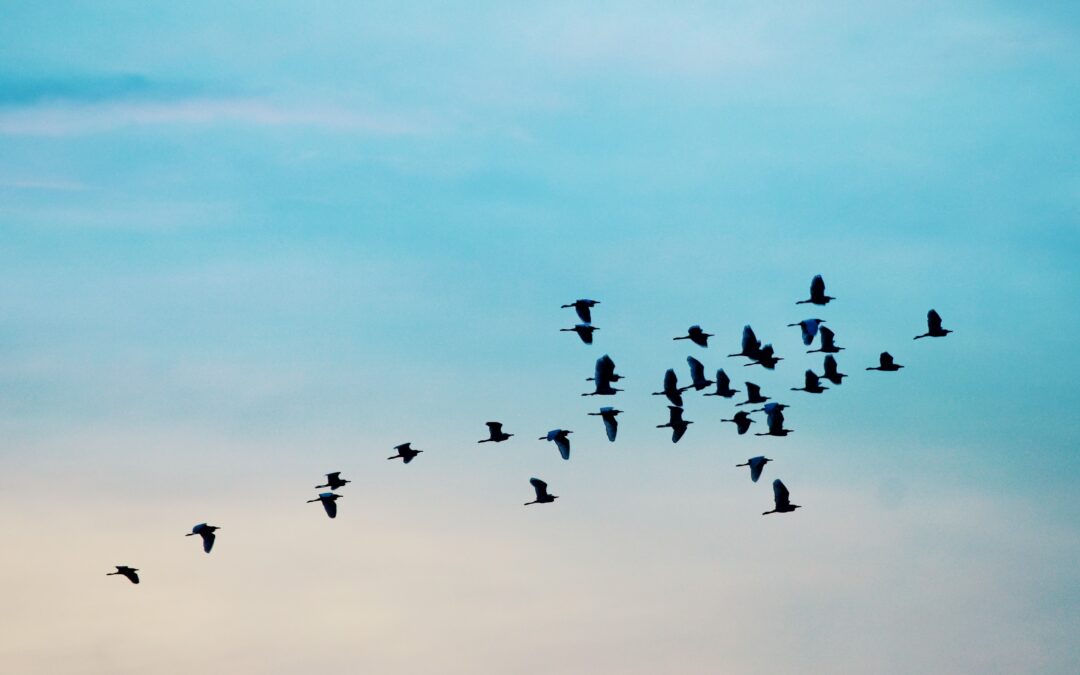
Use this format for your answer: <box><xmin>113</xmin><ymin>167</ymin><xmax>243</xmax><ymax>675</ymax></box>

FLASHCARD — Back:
<box><xmin>736</xmin><ymin>382</ymin><xmax>770</xmax><ymax>407</ymax></box>
<box><xmin>307</xmin><ymin>492</ymin><xmax>342</xmax><ymax>518</ymax></box>
<box><xmin>807</xmin><ymin>326</ymin><xmax>843</xmax><ymax>354</ymax></box>
<box><xmin>652</xmin><ymin>368</ymin><xmax>685</xmax><ymax>407</ymax></box>
<box><xmin>657</xmin><ymin>405</ymin><xmax>692</xmax><ymax>443</ymax></box>
<box><xmin>560</xmin><ymin>324</ymin><xmax>597</xmax><ymax>344</ymax></box>
<box><xmin>750</xmin><ymin>401</ymin><xmax>789</xmax><ymax>416</ymax></box>
<box><xmin>107</xmin><ymin>566</ymin><xmax>140</xmax><ymax>584</ymax></box>
<box><xmin>685</xmin><ymin>356</ymin><xmax>714</xmax><ymax>391</ymax></box>
<box><xmin>822</xmin><ymin>355</ymin><xmax>846</xmax><ymax>385</ymax></box>
<box><xmin>674</xmin><ymin>325</ymin><xmax>713</xmax><ymax>347</ymax></box>
<box><xmin>915</xmin><ymin>309</ymin><xmax>952</xmax><ymax>339</ymax></box>
<box><xmin>479</xmin><ymin>422</ymin><xmax>513</xmax><ymax>443</ymax></box>
<box><xmin>755</xmin><ymin>408</ymin><xmax>793</xmax><ymax>437</ymax></box>
<box><xmin>721</xmin><ymin>410</ymin><xmax>756</xmax><ymax>435</ymax></box>
<box><xmin>539</xmin><ymin>429</ymin><xmax>573</xmax><ymax>460</ymax></box>
<box><xmin>524</xmin><ymin>478</ymin><xmax>558</xmax><ymax>505</ymax></box>
<box><xmin>788</xmin><ymin>318</ymin><xmax>825</xmax><ymax>346</ymax></box>
<box><xmin>791</xmin><ymin>369</ymin><xmax>828</xmax><ymax>394</ymax></box>
<box><xmin>561</xmin><ymin>299</ymin><xmax>600</xmax><ymax>324</ymax></box>
<box><xmin>588</xmin><ymin>407</ymin><xmax>622</xmax><ymax>442</ymax></box>
<box><xmin>315</xmin><ymin>472</ymin><xmax>350</xmax><ymax>490</ymax></box>
<box><xmin>736</xmin><ymin>456</ymin><xmax>772</xmax><ymax>483</ymax></box>
<box><xmin>727</xmin><ymin>325</ymin><xmax>763</xmax><ymax>360</ymax></box>
<box><xmin>185</xmin><ymin>523</ymin><xmax>220</xmax><ymax>554</ymax></box>
<box><xmin>703</xmin><ymin>369</ymin><xmax>739</xmax><ymax>398</ymax></box>
<box><xmin>583</xmin><ymin>354</ymin><xmax>623</xmax><ymax>396</ymax></box>
<box><xmin>762</xmin><ymin>479</ymin><xmax>801</xmax><ymax>515</ymax></box>
<box><xmin>867</xmin><ymin>352</ymin><xmax>904</xmax><ymax>372</ymax></box>
<box><xmin>388</xmin><ymin>442</ymin><xmax>423</xmax><ymax>463</ymax></box>
<box><xmin>796</xmin><ymin>274</ymin><xmax>834</xmax><ymax>305</ymax></box>
<box><xmin>744</xmin><ymin>343</ymin><xmax>782</xmax><ymax>369</ymax></box>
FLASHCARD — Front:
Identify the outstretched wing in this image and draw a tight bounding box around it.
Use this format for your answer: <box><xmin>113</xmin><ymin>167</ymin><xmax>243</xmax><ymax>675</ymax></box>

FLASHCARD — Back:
<box><xmin>323</xmin><ymin>498</ymin><xmax>338</xmax><ymax>519</ymax></box>
<box><xmin>773</xmin><ymin>479</ymin><xmax>791</xmax><ymax>509</ymax></box>
<box><xmin>202</xmin><ymin>531</ymin><xmax>216</xmax><ymax>554</ymax></box>
<box><xmin>742</xmin><ymin>325</ymin><xmax>760</xmax><ymax>353</ymax></box>
<box><xmin>486</xmin><ymin>422</ymin><xmax>503</xmax><ymax>434</ymax></box>
<box><xmin>810</xmin><ymin>275</ymin><xmax>825</xmax><ymax>299</ymax></box>
<box><xmin>530</xmin><ymin>478</ymin><xmax>549</xmax><ymax>500</ymax></box>
<box><xmin>928</xmin><ymin>309</ymin><xmax>943</xmax><ymax>332</ymax></box>
<box><xmin>819</xmin><ymin>326</ymin><xmax>835</xmax><ymax>349</ymax></box>
<box><xmin>717</xmin><ymin>369</ymin><xmax>731</xmax><ymax>390</ymax></box>
<box><xmin>554</xmin><ymin>436</ymin><xmax>571</xmax><ymax>460</ymax></box>
<box><xmin>603</xmin><ymin>415</ymin><xmax>617</xmax><ymax>442</ymax></box>
<box><xmin>687</xmin><ymin>357</ymin><xmax>708</xmax><ymax>388</ymax></box>
<box><xmin>576</xmin><ymin>304</ymin><xmax>592</xmax><ymax>324</ymax></box>
<box><xmin>880</xmin><ymin>352</ymin><xmax>895</xmax><ymax>367</ymax></box>
<box><xmin>749</xmin><ymin>456</ymin><xmax>767</xmax><ymax>482</ymax></box>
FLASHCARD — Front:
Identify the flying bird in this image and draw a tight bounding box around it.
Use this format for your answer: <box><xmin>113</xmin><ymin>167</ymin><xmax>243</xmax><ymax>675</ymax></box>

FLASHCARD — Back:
<box><xmin>807</xmin><ymin>326</ymin><xmax>843</xmax><ymax>354</ymax></box>
<box><xmin>788</xmin><ymin>318</ymin><xmax>825</xmax><ymax>346</ymax></box>
<box><xmin>721</xmin><ymin>410</ymin><xmax>756</xmax><ymax>435</ymax></box>
<box><xmin>524</xmin><ymin>478</ymin><xmax>558</xmax><ymax>505</ymax></box>
<box><xmin>307</xmin><ymin>492</ymin><xmax>342</xmax><ymax>519</ymax></box>
<box><xmin>652</xmin><ymin>368</ymin><xmax>685</xmax><ymax>407</ymax></box>
<box><xmin>315</xmin><ymin>472</ymin><xmax>350</xmax><ymax>490</ymax></box>
<box><xmin>685</xmin><ymin>356</ymin><xmax>714</xmax><ymax>391</ymax></box>
<box><xmin>744</xmin><ymin>343</ymin><xmax>782</xmax><ymax>369</ymax></box>
<box><xmin>657</xmin><ymin>405</ymin><xmax>692</xmax><ymax>443</ymax></box>
<box><xmin>540</xmin><ymin>429</ymin><xmax>573</xmax><ymax>460</ymax></box>
<box><xmin>388</xmin><ymin>442</ymin><xmax>424</xmax><ymax>463</ymax></box>
<box><xmin>915</xmin><ymin>309</ymin><xmax>952</xmax><ymax>339</ymax></box>
<box><xmin>479</xmin><ymin>422</ymin><xmax>513</xmax><ymax>443</ymax></box>
<box><xmin>867</xmin><ymin>352</ymin><xmax>904</xmax><ymax>372</ymax></box>
<box><xmin>796</xmin><ymin>274</ymin><xmax>834</xmax><ymax>305</ymax></box>
<box><xmin>762</xmin><ymin>479</ymin><xmax>801</xmax><ymax>515</ymax></box>
<box><xmin>588</xmin><ymin>407</ymin><xmax>622</xmax><ymax>442</ymax></box>
<box><xmin>727</xmin><ymin>325</ymin><xmax>763</xmax><ymax>360</ymax></box>
<box><xmin>736</xmin><ymin>382</ymin><xmax>770</xmax><ymax>407</ymax></box>
<box><xmin>755</xmin><ymin>408</ymin><xmax>793</xmax><ymax>437</ymax></box>
<box><xmin>822</xmin><ymin>355</ymin><xmax>846</xmax><ymax>385</ymax></box>
<box><xmin>561</xmin><ymin>299</ymin><xmax>600</xmax><ymax>324</ymax></box>
<box><xmin>735</xmin><ymin>456</ymin><xmax>772</xmax><ymax>483</ymax></box>
<box><xmin>703</xmin><ymin>369</ymin><xmax>739</xmax><ymax>398</ymax></box>
<box><xmin>185</xmin><ymin>523</ymin><xmax>220</xmax><ymax>554</ymax></box>
<box><xmin>560</xmin><ymin>324</ymin><xmax>598</xmax><ymax>344</ymax></box>
<box><xmin>791</xmin><ymin>369</ymin><xmax>828</xmax><ymax>394</ymax></box>
<box><xmin>750</xmin><ymin>401</ymin><xmax>789</xmax><ymax>416</ymax></box>
<box><xmin>107</xmin><ymin>566</ymin><xmax>140</xmax><ymax>584</ymax></box>
<box><xmin>583</xmin><ymin>354</ymin><xmax>623</xmax><ymax>396</ymax></box>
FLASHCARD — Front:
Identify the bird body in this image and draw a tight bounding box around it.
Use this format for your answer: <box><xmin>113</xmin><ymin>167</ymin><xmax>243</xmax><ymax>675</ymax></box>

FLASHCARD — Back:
<box><xmin>524</xmin><ymin>478</ymin><xmax>558</xmax><ymax>505</ymax></box>
<box><xmin>479</xmin><ymin>422</ymin><xmax>513</xmax><ymax>443</ymax></box>
<box><xmin>674</xmin><ymin>325</ymin><xmax>713</xmax><ymax>347</ymax></box>
<box><xmin>721</xmin><ymin>411</ymin><xmax>756</xmax><ymax>435</ymax></box>
<box><xmin>388</xmin><ymin>442</ymin><xmax>423</xmax><ymax>463</ymax></box>
<box><xmin>540</xmin><ymin>429</ymin><xmax>573</xmax><ymax>460</ymax></box>
<box><xmin>797</xmin><ymin>274</ymin><xmax>834</xmax><ymax>305</ymax></box>
<box><xmin>915</xmin><ymin>309</ymin><xmax>952</xmax><ymax>339</ymax></box>
<box><xmin>315</xmin><ymin>472</ymin><xmax>350</xmax><ymax>490</ymax></box>
<box><xmin>107</xmin><ymin>566</ymin><xmax>140</xmax><ymax>584</ymax></box>
<box><xmin>867</xmin><ymin>352</ymin><xmax>904</xmax><ymax>372</ymax></box>
<box><xmin>652</xmin><ymin>368</ymin><xmax>684</xmax><ymax>407</ymax></box>
<box><xmin>791</xmin><ymin>369</ymin><xmax>828</xmax><ymax>394</ymax></box>
<box><xmin>703</xmin><ymin>369</ymin><xmax>739</xmax><ymax>398</ymax></box>
<box><xmin>657</xmin><ymin>405</ymin><xmax>692</xmax><ymax>443</ymax></box>
<box><xmin>762</xmin><ymin>479</ymin><xmax>801</xmax><ymax>514</ymax></box>
<box><xmin>560</xmin><ymin>324</ymin><xmax>598</xmax><ymax>344</ymax></box>
<box><xmin>186</xmin><ymin>522</ymin><xmax>220</xmax><ymax>554</ymax></box>
<box><xmin>307</xmin><ymin>492</ymin><xmax>342</xmax><ymax>518</ymax></box>
<box><xmin>561</xmin><ymin>299</ymin><xmax>599</xmax><ymax>324</ymax></box>
<box><xmin>685</xmin><ymin>356</ymin><xmax>713</xmax><ymax>391</ymax></box>
<box><xmin>788</xmin><ymin>318</ymin><xmax>825</xmax><ymax>346</ymax></box>
<box><xmin>736</xmin><ymin>456</ymin><xmax>772</xmax><ymax>483</ymax></box>
<box><xmin>588</xmin><ymin>407</ymin><xmax>622</xmax><ymax>442</ymax></box>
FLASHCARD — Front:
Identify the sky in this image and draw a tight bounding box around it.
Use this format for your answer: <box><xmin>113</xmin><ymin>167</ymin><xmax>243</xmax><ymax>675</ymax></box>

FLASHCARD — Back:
<box><xmin>1</xmin><ymin>2</ymin><xmax>1079</xmax><ymax>673</ymax></box>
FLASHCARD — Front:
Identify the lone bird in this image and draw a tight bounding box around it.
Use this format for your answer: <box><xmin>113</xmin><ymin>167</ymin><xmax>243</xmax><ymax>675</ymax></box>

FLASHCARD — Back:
<box><xmin>915</xmin><ymin>309</ymin><xmax>952</xmax><ymax>339</ymax></box>
<box><xmin>388</xmin><ymin>442</ymin><xmax>423</xmax><ymax>463</ymax></box>
<box><xmin>867</xmin><ymin>352</ymin><xmax>904</xmax><ymax>372</ymax></box>
<box><xmin>736</xmin><ymin>382</ymin><xmax>770</xmax><ymax>407</ymax></box>
<box><xmin>540</xmin><ymin>429</ymin><xmax>573</xmax><ymax>460</ymax></box>
<box><xmin>791</xmin><ymin>369</ymin><xmax>828</xmax><ymax>394</ymax></box>
<box><xmin>807</xmin><ymin>326</ymin><xmax>843</xmax><ymax>354</ymax></box>
<box><xmin>703</xmin><ymin>369</ymin><xmax>739</xmax><ymax>398</ymax></box>
<box><xmin>657</xmin><ymin>405</ymin><xmax>692</xmax><ymax>443</ymax></box>
<box><xmin>583</xmin><ymin>354</ymin><xmax>623</xmax><ymax>396</ymax></box>
<box><xmin>788</xmin><ymin>318</ymin><xmax>825</xmax><ymax>346</ymax></box>
<box><xmin>736</xmin><ymin>456</ymin><xmax>772</xmax><ymax>483</ymax></box>
<box><xmin>307</xmin><ymin>492</ymin><xmax>342</xmax><ymax>519</ymax></box>
<box><xmin>822</xmin><ymin>355</ymin><xmax>846</xmax><ymax>385</ymax></box>
<box><xmin>755</xmin><ymin>408</ymin><xmax>793</xmax><ymax>437</ymax></box>
<box><xmin>561</xmin><ymin>299</ymin><xmax>600</xmax><ymax>324</ymax></box>
<box><xmin>561</xmin><ymin>324</ymin><xmax>597</xmax><ymax>344</ymax></box>
<box><xmin>727</xmin><ymin>325</ymin><xmax>763</xmax><ymax>360</ymax></box>
<box><xmin>185</xmin><ymin>523</ymin><xmax>220</xmax><ymax>554</ymax></box>
<box><xmin>524</xmin><ymin>478</ymin><xmax>558</xmax><ymax>505</ymax></box>
<box><xmin>762</xmin><ymin>479</ymin><xmax>801</xmax><ymax>515</ymax></box>
<box><xmin>674</xmin><ymin>325</ymin><xmax>713</xmax><ymax>347</ymax></box>
<box><xmin>315</xmin><ymin>472</ymin><xmax>350</xmax><ymax>490</ymax></box>
<box><xmin>107</xmin><ymin>566</ymin><xmax>140</xmax><ymax>584</ymax></box>
<box><xmin>796</xmin><ymin>274</ymin><xmax>834</xmax><ymax>305</ymax></box>
<box><xmin>479</xmin><ymin>422</ymin><xmax>513</xmax><ymax>443</ymax></box>
<box><xmin>744</xmin><ymin>344</ymin><xmax>782</xmax><ymax>369</ymax></box>
<box><xmin>721</xmin><ymin>410</ymin><xmax>756</xmax><ymax>435</ymax></box>
<box><xmin>588</xmin><ymin>407</ymin><xmax>622</xmax><ymax>442</ymax></box>
<box><xmin>652</xmin><ymin>368</ymin><xmax>685</xmax><ymax>407</ymax></box>
<box><xmin>685</xmin><ymin>356</ymin><xmax>713</xmax><ymax>391</ymax></box>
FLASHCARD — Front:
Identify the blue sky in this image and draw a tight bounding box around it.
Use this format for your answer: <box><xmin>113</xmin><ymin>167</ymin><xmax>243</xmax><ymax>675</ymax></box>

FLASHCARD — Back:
<box><xmin>2</xmin><ymin>2</ymin><xmax>1079</xmax><ymax>673</ymax></box>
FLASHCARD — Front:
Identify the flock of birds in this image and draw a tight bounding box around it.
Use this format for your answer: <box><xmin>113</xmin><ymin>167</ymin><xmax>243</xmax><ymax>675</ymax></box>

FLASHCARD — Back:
<box><xmin>107</xmin><ymin>274</ymin><xmax>952</xmax><ymax>585</ymax></box>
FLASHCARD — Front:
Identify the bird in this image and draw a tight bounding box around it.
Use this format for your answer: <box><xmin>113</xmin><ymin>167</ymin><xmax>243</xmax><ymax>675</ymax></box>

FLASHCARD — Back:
<box><xmin>762</xmin><ymin>479</ymin><xmax>801</xmax><ymax>515</ymax></box>
<box><xmin>583</xmin><ymin>354</ymin><xmax>623</xmax><ymax>396</ymax></box>
<box><xmin>685</xmin><ymin>356</ymin><xmax>714</xmax><ymax>391</ymax></box>
<box><xmin>791</xmin><ymin>369</ymin><xmax>828</xmax><ymax>394</ymax></box>
<box><xmin>727</xmin><ymin>325</ymin><xmax>763</xmax><ymax>360</ymax></box>
<box><xmin>652</xmin><ymin>368</ymin><xmax>685</xmax><ymax>407</ymax></box>
<box><xmin>185</xmin><ymin>523</ymin><xmax>220</xmax><ymax>554</ymax></box>
<box><xmin>588</xmin><ymin>407</ymin><xmax>622</xmax><ymax>442</ymax></box>
<box><xmin>807</xmin><ymin>326</ymin><xmax>843</xmax><ymax>354</ymax></box>
<box><xmin>524</xmin><ymin>478</ymin><xmax>558</xmax><ymax>505</ymax></box>
<box><xmin>539</xmin><ymin>429</ymin><xmax>573</xmax><ymax>460</ymax></box>
<box><xmin>674</xmin><ymin>325</ymin><xmax>713</xmax><ymax>347</ymax></box>
<box><xmin>107</xmin><ymin>566</ymin><xmax>140</xmax><ymax>584</ymax></box>
<box><xmin>307</xmin><ymin>492</ymin><xmax>342</xmax><ymax>519</ymax></box>
<box><xmin>315</xmin><ymin>472</ymin><xmax>350</xmax><ymax>490</ymax></box>
<box><xmin>822</xmin><ymin>355</ymin><xmax>846</xmax><ymax>385</ymax></box>
<box><xmin>744</xmin><ymin>343</ymin><xmax>782</xmax><ymax>369</ymax></box>
<box><xmin>750</xmin><ymin>401</ymin><xmax>789</xmax><ymax>414</ymax></box>
<box><xmin>867</xmin><ymin>352</ymin><xmax>904</xmax><ymax>372</ymax></box>
<box><xmin>479</xmin><ymin>422</ymin><xmax>513</xmax><ymax>443</ymax></box>
<box><xmin>561</xmin><ymin>299</ymin><xmax>600</xmax><ymax>324</ymax></box>
<box><xmin>703</xmin><ymin>369</ymin><xmax>739</xmax><ymax>398</ymax></box>
<box><xmin>915</xmin><ymin>309</ymin><xmax>952</xmax><ymax>339</ymax></box>
<box><xmin>736</xmin><ymin>382</ymin><xmax>770</xmax><ymax>407</ymax></box>
<box><xmin>657</xmin><ymin>405</ymin><xmax>692</xmax><ymax>443</ymax></box>
<box><xmin>755</xmin><ymin>408</ymin><xmax>793</xmax><ymax>437</ymax></box>
<box><xmin>721</xmin><ymin>410</ymin><xmax>756</xmax><ymax>435</ymax></box>
<box><xmin>788</xmin><ymin>318</ymin><xmax>825</xmax><ymax>346</ymax></box>
<box><xmin>560</xmin><ymin>324</ymin><xmax>597</xmax><ymax>344</ymax></box>
<box><xmin>735</xmin><ymin>456</ymin><xmax>772</xmax><ymax>482</ymax></box>
<box><xmin>388</xmin><ymin>442</ymin><xmax>423</xmax><ymax>463</ymax></box>
<box><xmin>796</xmin><ymin>274</ymin><xmax>834</xmax><ymax>305</ymax></box>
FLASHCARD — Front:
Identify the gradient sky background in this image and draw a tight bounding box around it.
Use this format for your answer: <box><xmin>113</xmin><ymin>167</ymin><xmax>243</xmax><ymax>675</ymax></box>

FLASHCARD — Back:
<box><xmin>2</xmin><ymin>2</ymin><xmax>1079</xmax><ymax>673</ymax></box>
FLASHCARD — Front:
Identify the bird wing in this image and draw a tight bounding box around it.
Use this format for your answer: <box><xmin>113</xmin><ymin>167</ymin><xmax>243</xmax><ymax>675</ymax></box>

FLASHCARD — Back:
<box><xmin>576</xmin><ymin>304</ymin><xmax>592</xmax><ymax>324</ymax></box>
<box><xmin>749</xmin><ymin>457</ymin><xmax>766</xmax><ymax>482</ymax></box>
<box><xmin>402</xmin><ymin>450</ymin><xmax>418</xmax><ymax>464</ymax></box>
<box><xmin>717</xmin><ymin>369</ymin><xmax>731</xmax><ymax>390</ymax></box>
<box><xmin>554</xmin><ymin>436</ymin><xmax>571</xmax><ymax>460</ymax></box>
<box><xmin>671</xmin><ymin>424</ymin><xmax>687</xmax><ymax>443</ymax></box>
<box><xmin>126</xmin><ymin>569</ymin><xmax>140</xmax><ymax>584</ymax></box>
<box><xmin>928</xmin><ymin>309</ymin><xmax>943</xmax><ymax>331</ymax></box>
<box><xmin>687</xmin><ymin>357</ymin><xmax>706</xmax><ymax>386</ymax></box>
<box><xmin>323</xmin><ymin>498</ymin><xmax>338</xmax><ymax>519</ymax></box>
<box><xmin>747</xmin><ymin>382</ymin><xmax>761</xmax><ymax>398</ymax></box>
<box><xmin>530</xmin><ymin>478</ymin><xmax>549</xmax><ymax>499</ymax></box>
<box><xmin>768</xmin><ymin>409</ymin><xmax>785</xmax><ymax>432</ymax></box>
<box><xmin>202</xmin><ymin>531</ymin><xmax>216</xmax><ymax>553</ymax></box>
<box><xmin>811</xmin><ymin>275</ymin><xmax>825</xmax><ymax>299</ymax></box>
<box><xmin>742</xmin><ymin>325</ymin><xmax>759</xmax><ymax>353</ymax></box>
<box><xmin>663</xmin><ymin>368</ymin><xmax>677</xmax><ymax>391</ymax></box>
<box><xmin>804</xmin><ymin>370</ymin><xmax>816</xmax><ymax>388</ymax></box>
<box><xmin>486</xmin><ymin>422</ymin><xmax>503</xmax><ymax>434</ymax></box>
<box><xmin>824</xmin><ymin>355</ymin><xmax>837</xmax><ymax>375</ymax></box>
<box><xmin>773</xmin><ymin>479</ymin><xmax>791</xmax><ymax>508</ymax></box>
<box><xmin>819</xmin><ymin>326</ymin><xmax>835</xmax><ymax>348</ymax></box>
<box><xmin>578</xmin><ymin>326</ymin><xmax>594</xmax><ymax>344</ymax></box>
<box><xmin>603</xmin><ymin>416</ymin><xmax>617</xmax><ymax>442</ymax></box>
<box><xmin>881</xmin><ymin>352</ymin><xmax>894</xmax><ymax>367</ymax></box>
<box><xmin>596</xmin><ymin>355</ymin><xmax>616</xmax><ymax>383</ymax></box>
<box><xmin>327</xmin><ymin>472</ymin><xmax>341</xmax><ymax>481</ymax></box>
